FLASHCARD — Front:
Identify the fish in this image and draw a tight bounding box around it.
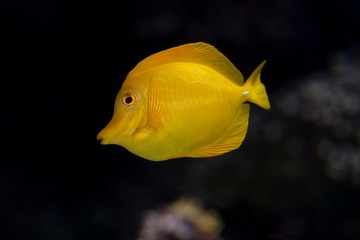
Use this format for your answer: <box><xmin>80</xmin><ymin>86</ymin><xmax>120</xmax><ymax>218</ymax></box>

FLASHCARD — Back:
<box><xmin>97</xmin><ymin>42</ymin><xmax>270</xmax><ymax>161</ymax></box>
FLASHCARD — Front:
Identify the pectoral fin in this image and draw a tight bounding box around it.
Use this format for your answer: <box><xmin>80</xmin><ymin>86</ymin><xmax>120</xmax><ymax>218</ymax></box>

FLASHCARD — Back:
<box><xmin>145</xmin><ymin>78</ymin><xmax>167</xmax><ymax>132</ymax></box>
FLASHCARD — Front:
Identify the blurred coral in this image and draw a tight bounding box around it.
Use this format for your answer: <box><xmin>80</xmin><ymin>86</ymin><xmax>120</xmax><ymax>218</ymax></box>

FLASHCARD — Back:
<box><xmin>137</xmin><ymin>196</ymin><xmax>224</xmax><ymax>240</ymax></box>
<box><xmin>265</xmin><ymin>49</ymin><xmax>360</xmax><ymax>187</ymax></box>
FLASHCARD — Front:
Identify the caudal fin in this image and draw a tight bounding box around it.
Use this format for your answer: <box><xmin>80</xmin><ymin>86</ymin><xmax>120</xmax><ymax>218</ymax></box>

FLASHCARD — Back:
<box><xmin>244</xmin><ymin>60</ymin><xmax>271</xmax><ymax>110</ymax></box>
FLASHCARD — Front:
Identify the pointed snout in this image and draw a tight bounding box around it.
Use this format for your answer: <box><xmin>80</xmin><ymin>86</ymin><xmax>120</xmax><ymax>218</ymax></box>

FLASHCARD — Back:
<box><xmin>97</xmin><ymin>129</ymin><xmax>109</xmax><ymax>145</ymax></box>
<box><xmin>96</xmin><ymin>123</ymin><xmax>117</xmax><ymax>145</ymax></box>
<box><xmin>96</xmin><ymin>116</ymin><xmax>126</xmax><ymax>146</ymax></box>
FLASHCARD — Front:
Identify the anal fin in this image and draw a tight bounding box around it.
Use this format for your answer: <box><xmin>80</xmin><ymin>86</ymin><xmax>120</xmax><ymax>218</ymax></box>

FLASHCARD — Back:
<box><xmin>190</xmin><ymin>104</ymin><xmax>250</xmax><ymax>158</ymax></box>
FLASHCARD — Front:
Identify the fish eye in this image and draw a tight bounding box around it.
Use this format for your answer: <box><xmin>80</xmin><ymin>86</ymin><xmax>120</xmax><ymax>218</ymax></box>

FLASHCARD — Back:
<box><xmin>121</xmin><ymin>92</ymin><xmax>137</xmax><ymax>106</ymax></box>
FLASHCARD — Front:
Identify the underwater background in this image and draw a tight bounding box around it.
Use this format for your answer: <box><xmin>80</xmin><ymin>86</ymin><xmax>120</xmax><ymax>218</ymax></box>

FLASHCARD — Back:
<box><xmin>2</xmin><ymin>0</ymin><xmax>360</xmax><ymax>239</ymax></box>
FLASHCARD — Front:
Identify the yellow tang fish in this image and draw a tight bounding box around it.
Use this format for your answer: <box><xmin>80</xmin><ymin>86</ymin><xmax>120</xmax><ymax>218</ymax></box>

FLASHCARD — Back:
<box><xmin>97</xmin><ymin>42</ymin><xmax>270</xmax><ymax>161</ymax></box>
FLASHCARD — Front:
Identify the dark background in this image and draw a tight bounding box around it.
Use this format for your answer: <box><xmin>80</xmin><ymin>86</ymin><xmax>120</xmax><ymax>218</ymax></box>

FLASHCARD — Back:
<box><xmin>2</xmin><ymin>0</ymin><xmax>360</xmax><ymax>239</ymax></box>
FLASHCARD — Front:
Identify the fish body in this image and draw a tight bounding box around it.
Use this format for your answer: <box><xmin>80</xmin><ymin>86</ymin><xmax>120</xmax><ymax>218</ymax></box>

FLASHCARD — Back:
<box><xmin>97</xmin><ymin>42</ymin><xmax>270</xmax><ymax>161</ymax></box>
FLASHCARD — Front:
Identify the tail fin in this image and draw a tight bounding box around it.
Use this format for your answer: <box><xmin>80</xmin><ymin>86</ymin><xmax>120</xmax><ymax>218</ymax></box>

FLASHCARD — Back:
<box><xmin>243</xmin><ymin>60</ymin><xmax>270</xmax><ymax>110</ymax></box>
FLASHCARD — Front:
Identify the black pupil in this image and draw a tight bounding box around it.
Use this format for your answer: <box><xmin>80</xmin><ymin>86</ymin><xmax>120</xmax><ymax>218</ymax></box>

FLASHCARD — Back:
<box><xmin>125</xmin><ymin>96</ymin><xmax>133</xmax><ymax>104</ymax></box>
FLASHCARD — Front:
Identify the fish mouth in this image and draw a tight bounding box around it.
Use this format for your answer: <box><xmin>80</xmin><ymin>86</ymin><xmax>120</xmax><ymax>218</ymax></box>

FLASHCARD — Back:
<box><xmin>96</xmin><ymin>131</ymin><xmax>109</xmax><ymax>145</ymax></box>
<box><xmin>97</xmin><ymin>127</ymin><xmax>120</xmax><ymax>145</ymax></box>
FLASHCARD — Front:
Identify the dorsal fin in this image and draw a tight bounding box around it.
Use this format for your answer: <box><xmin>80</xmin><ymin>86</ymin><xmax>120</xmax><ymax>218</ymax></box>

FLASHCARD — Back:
<box><xmin>132</xmin><ymin>42</ymin><xmax>244</xmax><ymax>85</ymax></box>
<box><xmin>189</xmin><ymin>104</ymin><xmax>250</xmax><ymax>158</ymax></box>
